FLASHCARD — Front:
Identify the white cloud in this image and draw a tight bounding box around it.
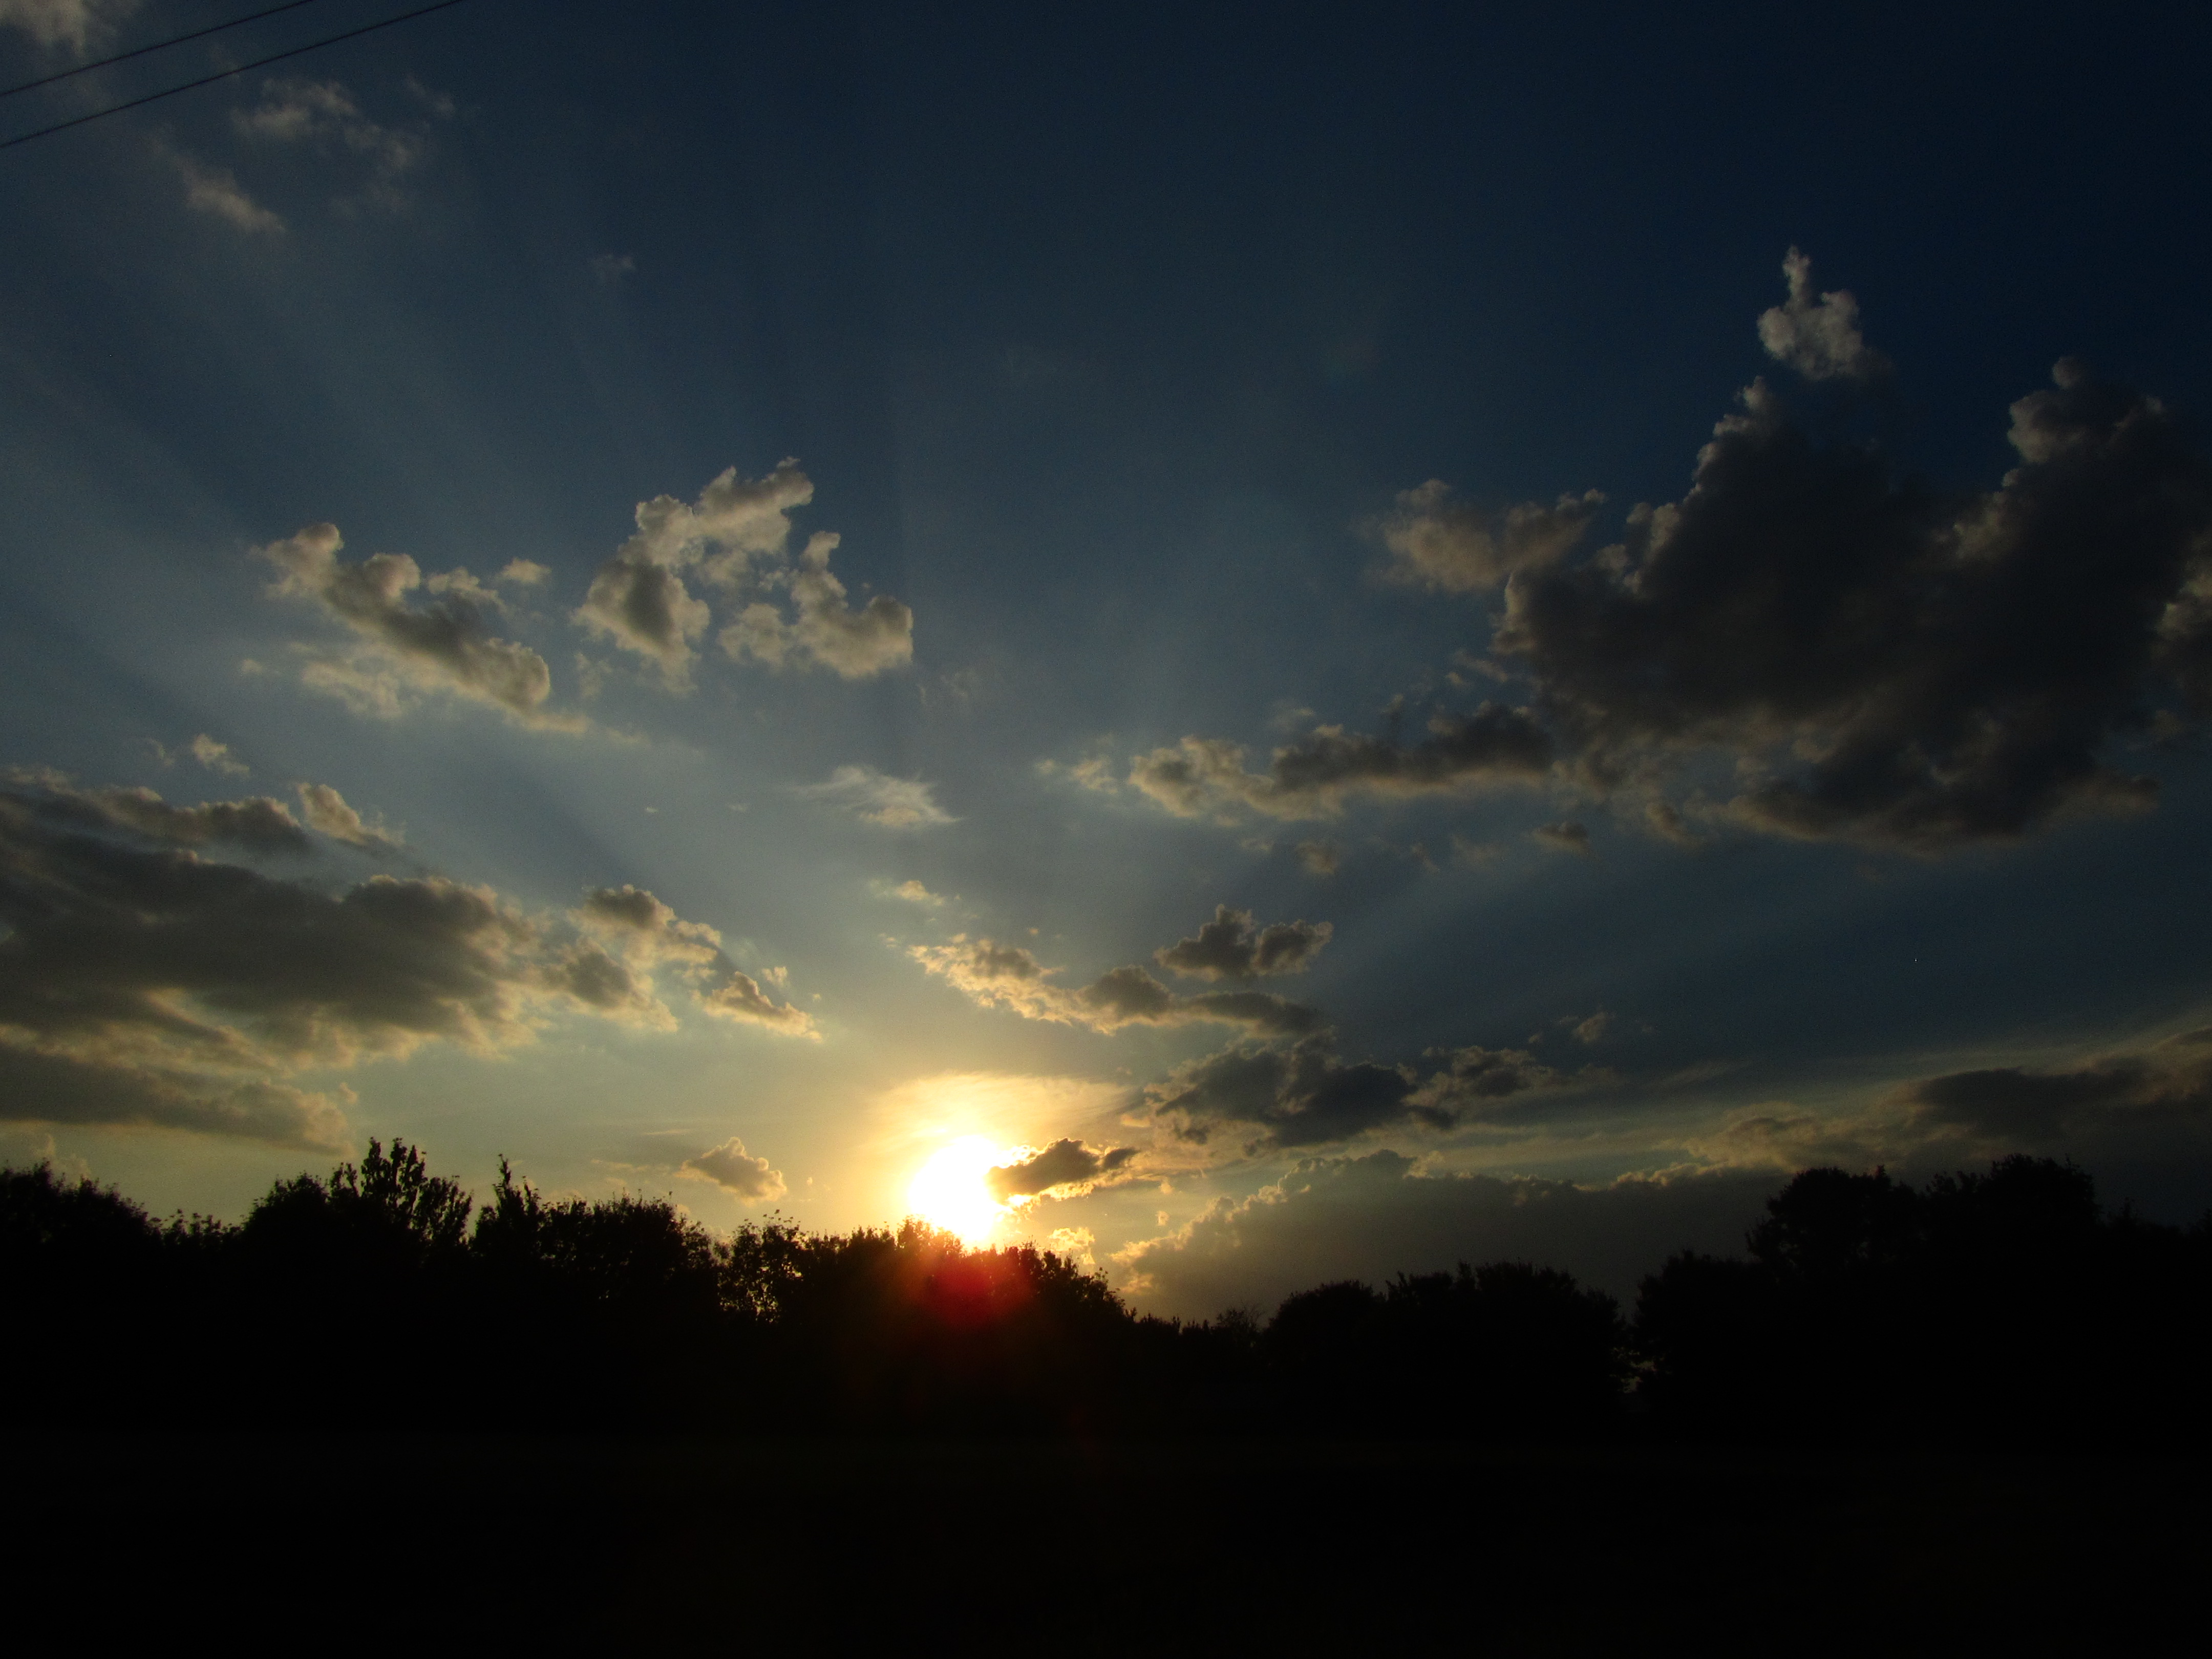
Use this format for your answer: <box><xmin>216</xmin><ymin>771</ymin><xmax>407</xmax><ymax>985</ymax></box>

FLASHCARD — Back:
<box><xmin>190</xmin><ymin>735</ymin><xmax>249</xmax><ymax>777</ymax></box>
<box><xmin>908</xmin><ymin>937</ymin><xmax>1323</xmax><ymax>1038</ymax></box>
<box><xmin>797</xmin><ymin>765</ymin><xmax>954</xmax><ymax>829</ymax></box>
<box><xmin>719</xmin><ymin>531</ymin><xmax>915</xmax><ymax>678</ymax></box>
<box><xmin>681</xmin><ymin>1136</ymin><xmax>788</xmax><ymax>1202</ymax></box>
<box><xmin>1380</xmin><ymin>481</ymin><xmax>1603</xmax><ymax>592</ymax></box>
<box><xmin>0</xmin><ymin>0</ymin><xmax>135</xmax><ymax>52</ymax></box>
<box><xmin>256</xmin><ymin>523</ymin><xmax>577</xmax><ymax>729</ymax></box>
<box><xmin>575</xmin><ymin>461</ymin><xmax>812</xmax><ymax>688</ymax></box>
<box><xmin>296</xmin><ymin>782</ymin><xmax>402</xmax><ymax>850</ymax></box>
<box><xmin>1756</xmin><ymin>246</ymin><xmax>1889</xmax><ymax>382</ymax></box>
<box><xmin>174</xmin><ymin>154</ymin><xmax>284</xmax><ymax>236</ymax></box>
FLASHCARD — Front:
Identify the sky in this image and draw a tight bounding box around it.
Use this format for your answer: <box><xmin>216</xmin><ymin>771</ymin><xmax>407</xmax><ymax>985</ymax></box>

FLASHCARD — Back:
<box><xmin>4</xmin><ymin>0</ymin><xmax>2210</xmax><ymax>1316</ymax></box>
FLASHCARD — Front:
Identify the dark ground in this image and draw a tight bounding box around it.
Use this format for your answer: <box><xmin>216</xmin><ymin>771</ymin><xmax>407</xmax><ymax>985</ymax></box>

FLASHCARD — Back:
<box><xmin>6</xmin><ymin>1435</ymin><xmax>2200</xmax><ymax>1652</ymax></box>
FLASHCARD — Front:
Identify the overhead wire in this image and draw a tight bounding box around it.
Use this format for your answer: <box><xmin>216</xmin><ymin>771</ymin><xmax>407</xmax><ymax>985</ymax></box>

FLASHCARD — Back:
<box><xmin>0</xmin><ymin>0</ymin><xmax>473</xmax><ymax>151</ymax></box>
<box><xmin>1</xmin><ymin>0</ymin><xmax>335</xmax><ymax>100</ymax></box>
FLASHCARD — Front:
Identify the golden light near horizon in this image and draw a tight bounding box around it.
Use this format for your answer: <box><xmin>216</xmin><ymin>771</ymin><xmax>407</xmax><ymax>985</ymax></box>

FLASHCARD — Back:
<box><xmin>906</xmin><ymin>1135</ymin><xmax>1023</xmax><ymax>1244</ymax></box>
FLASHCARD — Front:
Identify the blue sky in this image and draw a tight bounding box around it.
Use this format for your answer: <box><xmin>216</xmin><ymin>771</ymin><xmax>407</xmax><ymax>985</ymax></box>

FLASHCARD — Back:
<box><xmin>5</xmin><ymin>0</ymin><xmax>2210</xmax><ymax>1313</ymax></box>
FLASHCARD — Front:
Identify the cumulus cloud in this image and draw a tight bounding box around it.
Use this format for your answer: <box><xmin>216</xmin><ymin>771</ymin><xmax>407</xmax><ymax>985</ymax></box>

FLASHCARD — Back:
<box><xmin>1128</xmin><ymin>704</ymin><xmax>1553</xmax><ymax>822</ymax></box>
<box><xmin>1113</xmin><ymin>1150</ymin><xmax>1778</xmax><ymax>1316</ymax></box>
<box><xmin>1294</xmin><ymin>841</ymin><xmax>1341</xmax><ymax>877</ymax></box>
<box><xmin>985</xmin><ymin>1138</ymin><xmax>1138</xmax><ymax>1201</ymax></box>
<box><xmin>681</xmin><ymin>1136</ymin><xmax>788</xmax><ymax>1202</ymax></box>
<box><xmin>1755</xmin><ymin>246</ymin><xmax>1889</xmax><ymax>383</ymax></box>
<box><xmin>720</xmin><ymin>531</ymin><xmax>915</xmax><ymax>678</ymax></box>
<box><xmin>572</xmin><ymin>884</ymin><xmax>815</xmax><ymax>1036</ymax></box>
<box><xmin>0</xmin><ymin>777</ymin><xmax>807</xmax><ymax>1148</ymax></box>
<box><xmin>908</xmin><ymin>938</ymin><xmax>1324</xmax><ymax>1038</ymax></box>
<box><xmin>1141</xmin><ymin>1035</ymin><xmax>1571</xmax><ymax>1153</ymax></box>
<box><xmin>498</xmin><ymin>559</ymin><xmax>549</xmax><ymax>587</ymax></box>
<box><xmin>255</xmin><ymin>524</ymin><xmax>572</xmax><ymax>728</ymax></box>
<box><xmin>1380</xmin><ymin>481</ymin><xmax>1604</xmax><ymax>592</ymax></box>
<box><xmin>295</xmin><ymin>783</ymin><xmax>402</xmax><ymax>850</ymax></box>
<box><xmin>0</xmin><ymin>0</ymin><xmax>134</xmax><ymax>52</ymax></box>
<box><xmin>575</xmin><ymin>463</ymin><xmax>907</xmax><ymax>688</ymax></box>
<box><xmin>797</xmin><ymin>765</ymin><xmax>953</xmax><ymax>829</ymax></box>
<box><xmin>1154</xmin><ymin>904</ymin><xmax>1332</xmax><ymax>982</ymax></box>
<box><xmin>878</xmin><ymin>878</ymin><xmax>945</xmax><ymax>906</ymax></box>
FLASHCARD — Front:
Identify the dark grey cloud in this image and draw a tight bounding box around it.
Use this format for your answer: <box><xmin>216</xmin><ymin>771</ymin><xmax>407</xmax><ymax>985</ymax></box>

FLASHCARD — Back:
<box><xmin>986</xmin><ymin>1138</ymin><xmax>1138</xmax><ymax>1201</ymax></box>
<box><xmin>1494</xmin><ymin>348</ymin><xmax>2212</xmax><ymax>851</ymax></box>
<box><xmin>1115</xmin><ymin>1150</ymin><xmax>1778</xmax><ymax>1316</ymax></box>
<box><xmin>13</xmin><ymin>771</ymin><xmax>310</xmax><ymax>853</ymax></box>
<box><xmin>1128</xmin><ymin>703</ymin><xmax>1553</xmax><ymax>822</ymax></box>
<box><xmin>908</xmin><ymin>939</ymin><xmax>1323</xmax><ymax>1037</ymax></box>
<box><xmin>1124</xmin><ymin>256</ymin><xmax>2212</xmax><ymax>855</ymax></box>
<box><xmin>1890</xmin><ymin>1030</ymin><xmax>2212</xmax><ymax>1142</ymax></box>
<box><xmin>1141</xmin><ymin>1036</ymin><xmax>1569</xmax><ymax>1152</ymax></box>
<box><xmin>1154</xmin><ymin>904</ymin><xmax>1332</xmax><ymax>982</ymax></box>
<box><xmin>0</xmin><ymin>779</ymin><xmax>807</xmax><ymax>1146</ymax></box>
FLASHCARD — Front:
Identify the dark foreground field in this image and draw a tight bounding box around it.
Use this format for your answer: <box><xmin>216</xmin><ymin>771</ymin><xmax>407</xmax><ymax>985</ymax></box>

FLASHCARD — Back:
<box><xmin>7</xmin><ymin>1434</ymin><xmax>2200</xmax><ymax>1653</ymax></box>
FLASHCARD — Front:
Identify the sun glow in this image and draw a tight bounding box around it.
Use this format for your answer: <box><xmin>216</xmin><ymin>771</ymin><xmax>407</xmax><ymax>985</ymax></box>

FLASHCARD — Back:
<box><xmin>907</xmin><ymin>1135</ymin><xmax>1019</xmax><ymax>1243</ymax></box>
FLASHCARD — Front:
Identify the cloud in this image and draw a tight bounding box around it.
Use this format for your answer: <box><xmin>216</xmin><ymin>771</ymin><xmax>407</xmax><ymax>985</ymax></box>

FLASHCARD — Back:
<box><xmin>189</xmin><ymin>735</ymin><xmax>249</xmax><ymax>776</ymax></box>
<box><xmin>1888</xmin><ymin>1031</ymin><xmax>2212</xmax><ymax>1144</ymax></box>
<box><xmin>231</xmin><ymin>78</ymin><xmax>431</xmax><ymax>206</ymax></box>
<box><xmin>1293</xmin><ymin>841</ymin><xmax>1341</xmax><ymax>877</ymax></box>
<box><xmin>1565</xmin><ymin>1011</ymin><xmax>1613</xmax><ymax>1046</ymax></box>
<box><xmin>797</xmin><ymin>765</ymin><xmax>953</xmax><ymax>829</ymax></box>
<box><xmin>295</xmin><ymin>783</ymin><xmax>402</xmax><ymax>850</ymax></box>
<box><xmin>1128</xmin><ymin>703</ymin><xmax>1554</xmax><ymax>822</ymax></box>
<box><xmin>909</xmin><ymin>939</ymin><xmax>1323</xmax><ymax>1038</ymax></box>
<box><xmin>255</xmin><ymin>524</ymin><xmax>573</xmax><ymax>728</ymax></box>
<box><xmin>0</xmin><ymin>778</ymin><xmax>807</xmax><ymax>1147</ymax></box>
<box><xmin>1380</xmin><ymin>481</ymin><xmax>1604</xmax><ymax>592</ymax></box>
<box><xmin>1141</xmin><ymin>1035</ymin><xmax>1571</xmax><ymax>1153</ymax></box>
<box><xmin>174</xmin><ymin>154</ymin><xmax>283</xmax><ymax>236</ymax></box>
<box><xmin>497</xmin><ymin>560</ymin><xmax>549</xmax><ymax>587</ymax></box>
<box><xmin>719</xmin><ymin>531</ymin><xmax>915</xmax><ymax>678</ymax></box>
<box><xmin>985</xmin><ymin>1138</ymin><xmax>1138</xmax><ymax>1201</ymax></box>
<box><xmin>1493</xmin><ymin>349</ymin><xmax>2212</xmax><ymax>850</ymax></box>
<box><xmin>681</xmin><ymin>1136</ymin><xmax>788</xmax><ymax>1202</ymax></box>
<box><xmin>590</xmin><ymin>253</ymin><xmax>636</xmax><ymax>286</ymax></box>
<box><xmin>1756</xmin><ymin>246</ymin><xmax>1889</xmax><ymax>382</ymax></box>
<box><xmin>0</xmin><ymin>0</ymin><xmax>134</xmax><ymax>52</ymax></box>
<box><xmin>573</xmin><ymin>461</ymin><xmax>813</xmax><ymax>688</ymax></box>
<box><xmin>1154</xmin><ymin>904</ymin><xmax>1332</xmax><ymax>982</ymax></box>
<box><xmin>878</xmin><ymin>878</ymin><xmax>945</xmax><ymax>906</ymax></box>
<box><xmin>11</xmin><ymin>769</ymin><xmax>309</xmax><ymax>852</ymax></box>
<box><xmin>572</xmin><ymin>884</ymin><xmax>815</xmax><ymax>1036</ymax></box>
<box><xmin>1120</xmin><ymin>257</ymin><xmax>2212</xmax><ymax>856</ymax></box>
<box><xmin>1529</xmin><ymin>820</ymin><xmax>1591</xmax><ymax>856</ymax></box>
<box><xmin>1113</xmin><ymin>1150</ymin><xmax>1778</xmax><ymax>1316</ymax></box>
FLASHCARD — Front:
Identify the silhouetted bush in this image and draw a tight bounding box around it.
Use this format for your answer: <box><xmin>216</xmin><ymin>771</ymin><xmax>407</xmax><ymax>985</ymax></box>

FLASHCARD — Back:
<box><xmin>4</xmin><ymin>1146</ymin><xmax>2205</xmax><ymax>1444</ymax></box>
<box><xmin>1634</xmin><ymin>1156</ymin><xmax>2212</xmax><ymax>1448</ymax></box>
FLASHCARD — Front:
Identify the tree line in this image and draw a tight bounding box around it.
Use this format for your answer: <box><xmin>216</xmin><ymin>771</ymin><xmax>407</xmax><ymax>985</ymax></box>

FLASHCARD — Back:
<box><xmin>4</xmin><ymin>1143</ymin><xmax>2206</xmax><ymax>1444</ymax></box>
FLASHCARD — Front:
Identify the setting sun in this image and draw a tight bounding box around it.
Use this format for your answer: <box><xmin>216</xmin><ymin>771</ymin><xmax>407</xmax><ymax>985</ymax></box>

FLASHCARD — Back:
<box><xmin>906</xmin><ymin>1136</ymin><xmax>1019</xmax><ymax>1243</ymax></box>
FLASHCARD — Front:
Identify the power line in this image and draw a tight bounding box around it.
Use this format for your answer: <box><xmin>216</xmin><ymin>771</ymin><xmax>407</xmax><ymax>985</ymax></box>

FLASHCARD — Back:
<box><xmin>2</xmin><ymin>1</ymin><xmax>335</xmax><ymax>100</ymax></box>
<box><xmin>0</xmin><ymin>0</ymin><xmax>472</xmax><ymax>152</ymax></box>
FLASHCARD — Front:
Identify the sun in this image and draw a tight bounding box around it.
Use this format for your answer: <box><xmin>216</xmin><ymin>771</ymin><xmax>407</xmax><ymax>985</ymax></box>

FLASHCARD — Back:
<box><xmin>907</xmin><ymin>1135</ymin><xmax>1018</xmax><ymax>1243</ymax></box>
